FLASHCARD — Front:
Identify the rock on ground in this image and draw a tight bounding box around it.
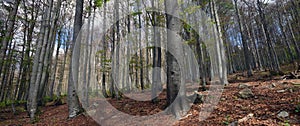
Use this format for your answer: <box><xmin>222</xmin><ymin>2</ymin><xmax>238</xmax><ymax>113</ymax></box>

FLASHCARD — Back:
<box><xmin>238</xmin><ymin>88</ymin><xmax>254</xmax><ymax>99</ymax></box>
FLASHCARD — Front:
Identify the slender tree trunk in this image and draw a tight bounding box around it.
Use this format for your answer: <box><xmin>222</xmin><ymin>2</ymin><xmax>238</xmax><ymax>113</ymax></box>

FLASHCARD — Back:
<box><xmin>1</xmin><ymin>37</ymin><xmax>17</xmax><ymax>102</ymax></box>
<box><xmin>57</xmin><ymin>32</ymin><xmax>69</xmax><ymax>96</ymax></box>
<box><xmin>114</xmin><ymin>0</ymin><xmax>120</xmax><ymax>99</ymax></box>
<box><xmin>87</xmin><ymin>5</ymin><xmax>96</xmax><ymax>97</ymax></box>
<box><xmin>81</xmin><ymin>0</ymin><xmax>93</xmax><ymax>109</ymax></box>
<box><xmin>0</xmin><ymin>0</ymin><xmax>21</xmax><ymax>79</ymax></box>
<box><xmin>257</xmin><ymin>0</ymin><xmax>280</xmax><ymax>72</ymax></box>
<box><xmin>211</xmin><ymin>0</ymin><xmax>228</xmax><ymax>84</ymax></box>
<box><xmin>252</xmin><ymin>18</ymin><xmax>263</xmax><ymax>71</ymax></box>
<box><xmin>101</xmin><ymin>0</ymin><xmax>108</xmax><ymax>98</ymax></box>
<box><xmin>233</xmin><ymin>0</ymin><xmax>252</xmax><ymax>76</ymax></box>
<box><xmin>137</xmin><ymin>1</ymin><xmax>144</xmax><ymax>91</ymax></box>
<box><xmin>27</xmin><ymin>0</ymin><xmax>53</xmax><ymax>120</ymax></box>
<box><xmin>276</xmin><ymin>5</ymin><xmax>294</xmax><ymax>62</ymax></box>
<box><xmin>126</xmin><ymin>1</ymin><xmax>131</xmax><ymax>92</ymax></box>
<box><xmin>151</xmin><ymin>1</ymin><xmax>162</xmax><ymax>103</ymax></box>
<box><xmin>49</xmin><ymin>29</ymin><xmax>62</xmax><ymax>99</ymax></box>
<box><xmin>286</xmin><ymin>15</ymin><xmax>300</xmax><ymax>60</ymax></box>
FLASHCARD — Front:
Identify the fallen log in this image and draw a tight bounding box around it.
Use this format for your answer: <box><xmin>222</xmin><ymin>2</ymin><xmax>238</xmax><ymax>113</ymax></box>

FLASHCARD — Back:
<box><xmin>281</xmin><ymin>71</ymin><xmax>300</xmax><ymax>80</ymax></box>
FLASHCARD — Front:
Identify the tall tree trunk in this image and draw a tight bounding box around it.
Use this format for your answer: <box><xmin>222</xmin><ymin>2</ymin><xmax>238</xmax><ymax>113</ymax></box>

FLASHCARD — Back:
<box><xmin>57</xmin><ymin>30</ymin><xmax>70</xmax><ymax>96</ymax></box>
<box><xmin>257</xmin><ymin>0</ymin><xmax>280</xmax><ymax>72</ymax></box>
<box><xmin>276</xmin><ymin>4</ymin><xmax>294</xmax><ymax>62</ymax></box>
<box><xmin>101</xmin><ymin>0</ymin><xmax>108</xmax><ymax>98</ymax></box>
<box><xmin>82</xmin><ymin>0</ymin><xmax>92</xmax><ymax>109</ymax></box>
<box><xmin>111</xmin><ymin>0</ymin><xmax>120</xmax><ymax>99</ymax></box>
<box><xmin>151</xmin><ymin>0</ymin><xmax>162</xmax><ymax>103</ymax></box>
<box><xmin>165</xmin><ymin>0</ymin><xmax>188</xmax><ymax>119</ymax></box>
<box><xmin>49</xmin><ymin>29</ymin><xmax>62</xmax><ymax>99</ymax></box>
<box><xmin>211</xmin><ymin>0</ymin><xmax>228</xmax><ymax>84</ymax></box>
<box><xmin>252</xmin><ymin>18</ymin><xmax>263</xmax><ymax>71</ymax></box>
<box><xmin>233</xmin><ymin>0</ymin><xmax>252</xmax><ymax>76</ymax></box>
<box><xmin>285</xmin><ymin>14</ymin><xmax>300</xmax><ymax>60</ymax></box>
<box><xmin>67</xmin><ymin>0</ymin><xmax>83</xmax><ymax>118</ymax></box>
<box><xmin>27</xmin><ymin>0</ymin><xmax>53</xmax><ymax>120</ymax></box>
<box><xmin>0</xmin><ymin>0</ymin><xmax>21</xmax><ymax>79</ymax></box>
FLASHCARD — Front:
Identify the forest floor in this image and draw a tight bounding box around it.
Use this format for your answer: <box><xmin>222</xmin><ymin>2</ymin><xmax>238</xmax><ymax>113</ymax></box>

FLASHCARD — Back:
<box><xmin>1</xmin><ymin>65</ymin><xmax>300</xmax><ymax>125</ymax></box>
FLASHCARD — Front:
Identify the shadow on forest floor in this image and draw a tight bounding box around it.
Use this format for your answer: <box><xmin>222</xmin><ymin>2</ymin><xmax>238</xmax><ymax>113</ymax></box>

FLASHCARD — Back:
<box><xmin>1</xmin><ymin>64</ymin><xmax>300</xmax><ymax>125</ymax></box>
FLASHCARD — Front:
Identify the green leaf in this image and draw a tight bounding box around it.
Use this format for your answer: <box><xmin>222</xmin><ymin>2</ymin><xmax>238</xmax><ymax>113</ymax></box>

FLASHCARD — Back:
<box><xmin>95</xmin><ymin>0</ymin><xmax>103</xmax><ymax>8</ymax></box>
<box><xmin>131</xmin><ymin>11</ymin><xmax>143</xmax><ymax>16</ymax></box>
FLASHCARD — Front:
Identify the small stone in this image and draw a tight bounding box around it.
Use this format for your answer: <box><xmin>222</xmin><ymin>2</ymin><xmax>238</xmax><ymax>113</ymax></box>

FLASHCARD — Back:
<box><xmin>112</xmin><ymin>115</ymin><xmax>118</xmax><ymax>118</ymax></box>
<box><xmin>272</xmin><ymin>83</ymin><xmax>276</xmax><ymax>87</ymax></box>
<box><xmin>221</xmin><ymin>98</ymin><xmax>226</xmax><ymax>101</ymax></box>
<box><xmin>277</xmin><ymin>90</ymin><xmax>285</xmax><ymax>93</ymax></box>
<box><xmin>238</xmin><ymin>83</ymin><xmax>250</xmax><ymax>89</ymax></box>
<box><xmin>229</xmin><ymin>121</ymin><xmax>238</xmax><ymax>126</ymax></box>
<box><xmin>238</xmin><ymin>88</ymin><xmax>254</xmax><ymax>99</ymax></box>
<box><xmin>238</xmin><ymin>113</ymin><xmax>254</xmax><ymax>123</ymax></box>
<box><xmin>277</xmin><ymin>111</ymin><xmax>289</xmax><ymax>118</ymax></box>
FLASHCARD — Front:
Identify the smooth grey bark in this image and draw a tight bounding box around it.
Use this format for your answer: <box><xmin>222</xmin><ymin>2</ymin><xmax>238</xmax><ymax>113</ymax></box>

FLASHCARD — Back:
<box><xmin>165</xmin><ymin>0</ymin><xmax>188</xmax><ymax>119</ymax></box>
<box><xmin>210</xmin><ymin>0</ymin><xmax>228</xmax><ymax>84</ymax></box>
<box><xmin>151</xmin><ymin>0</ymin><xmax>162</xmax><ymax>103</ymax></box>
<box><xmin>101</xmin><ymin>0</ymin><xmax>108</xmax><ymax>98</ymax></box>
<box><xmin>45</xmin><ymin>0</ymin><xmax>63</xmax><ymax>99</ymax></box>
<box><xmin>27</xmin><ymin>0</ymin><xmax>53</xmax><ymax>121</ymax></box>
<box><xmin>110</xmin><ymin>28</ymin><xmax>116</xmax><ymax>98</ymax></box>
<box><xmin>36</xmin><ymin>0</ymin><xmax>55</xmax><ymax>104</ymax></box>
<box><xmin>137</xmin><ymin>1</ymin><xmax>144</xmax><ymax>91</ymax></box>
<box><xmin>39</xmin><ymin>0</ymin><xmax>62</xmax><ymax>102</ymax></box>
<box><xmin>82</xmin><ymin>0</ymin><xmax>92</xmax><ymax>109</ymax></box>
<box><xmin>109</xmin><ymin>0</ymin><xmax>120</xmax><ymax>99</ymax></box>
<box><xmin>112</xmin><ymin>0</ymin><xmax>120</xmax><ymax>99</ymax></box>
<box><xmin>196</xmin><ymin>10</ymin><xmax>208</xmax><ymax>89</ymax></box>
<box><xmin>126</xmin><ymin>0</ymin><xmax>131</xmax><ymax>92</ymax></box>
<box><xmin>67</xmin><ymin>0</ymin><xmax>83</xmax><ymax>118</ymax></box>
<box><xmin>114</xmin><ymin>0</ymin><xmax>120</xmax><ymax>99</ymax></box>
<box><xmin>18</xmin><ymin>0</ymin><xmax>38</xmax><ymax>101</ymax></box>
<box><xmin>87</xmin><ymin>3</ymin><xmax>96</xmax><ymax>98</ymax></box>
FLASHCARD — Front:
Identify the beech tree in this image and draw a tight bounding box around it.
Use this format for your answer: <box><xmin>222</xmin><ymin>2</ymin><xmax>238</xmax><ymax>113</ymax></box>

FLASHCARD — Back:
<box><xmin>67</xmin><ymin>0</ymin><xmax>83</xmax><ymax>118</ymax></box>
<box><xmin>165</xmin><ymin>0</ymin><xmax>189</xmax><ymax>118</ymax></box>
<box><xmin>0</xmin><ymin>0</ymin><xmax>299</xmax><ymax>124</ymax></box>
